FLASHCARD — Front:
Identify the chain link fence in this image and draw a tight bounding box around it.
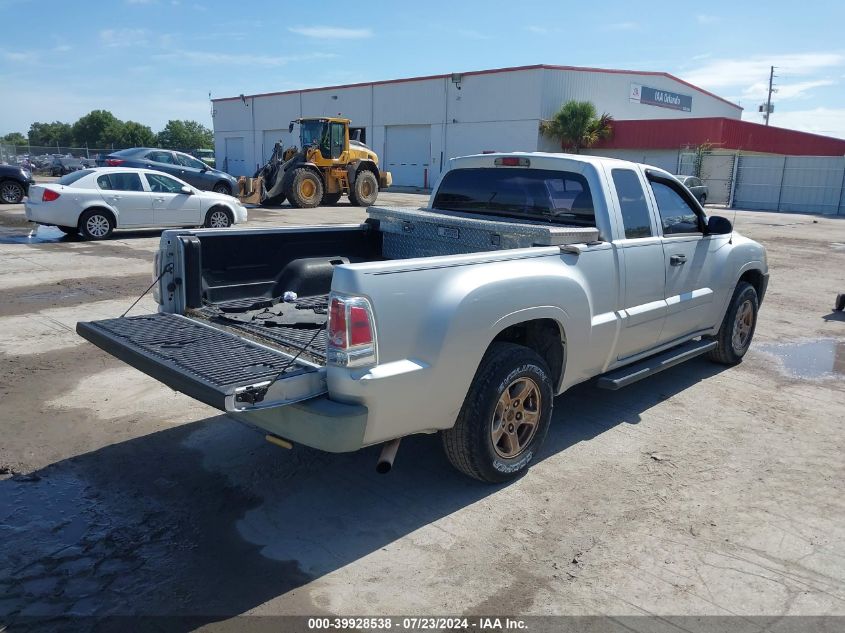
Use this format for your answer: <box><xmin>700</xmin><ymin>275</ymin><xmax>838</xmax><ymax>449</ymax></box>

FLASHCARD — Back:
<box><xmin>1</xmin><ymin>143</ymin><xmax>209</xmax><ymax>174</ymax></box>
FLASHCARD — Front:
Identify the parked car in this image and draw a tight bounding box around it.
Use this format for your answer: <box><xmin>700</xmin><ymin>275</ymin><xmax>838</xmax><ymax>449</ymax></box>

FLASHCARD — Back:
<box><xmin>676</xmin><ymin>175</ymin><xmax>708</xmax><ymax>205</ymax></box>
<box><xmin>99</xmin><ymin>148</ymin><xmax>237</xmax><ymax>195</ymax></box>
<box><xmin>51</xmin><ymin>157</ymin><xmax>84</xmax><ymax>177</ymax></box>
<box><xmin>77</xmin><ymin>153</ymin><xmax>768</xmax><ymax>482</ymax></box>
<box><xmin>25</xmin><ymin>167</ymin><xmax>247</xmax><ymax>240</ymax></box>
<box><xmin>0</xmin><ymin>164</ymin><xmax>35</xmax><ymax>204</ymax></box>
<box><xmin>191</xmin><ymin>148</ymin><xmax>216</xmax><ymax>168</ymax></box>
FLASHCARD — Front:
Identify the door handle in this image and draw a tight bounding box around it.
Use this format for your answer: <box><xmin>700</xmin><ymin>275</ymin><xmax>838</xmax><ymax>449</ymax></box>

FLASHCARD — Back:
<box><xmin>670</xmin><ymin>254</ymin><xmax>687</xmax><ymax>266</ymax></box>
<box><xmin>153</xmin><ymin>197</ymin><xmax>165</xmax><ymax>203</ymax></box>
<box><xmin>110</xmin><ymin>195</ymin><xmax>122</xmax><ymax>200</ymax></box>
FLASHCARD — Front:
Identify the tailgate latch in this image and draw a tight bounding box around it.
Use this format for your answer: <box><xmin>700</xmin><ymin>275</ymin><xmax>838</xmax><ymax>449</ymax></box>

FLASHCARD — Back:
<box><xmin>234</xmin><ymin>381</ymin><xmax>272</xmax><ymax>405</ymax></box>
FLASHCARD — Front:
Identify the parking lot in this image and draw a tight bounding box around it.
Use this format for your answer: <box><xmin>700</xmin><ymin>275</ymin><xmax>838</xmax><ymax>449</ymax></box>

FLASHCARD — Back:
<box><xmin>1</xmin><ymin>190</ymin><xmax>843</xmax><ymax>625</ymax></box>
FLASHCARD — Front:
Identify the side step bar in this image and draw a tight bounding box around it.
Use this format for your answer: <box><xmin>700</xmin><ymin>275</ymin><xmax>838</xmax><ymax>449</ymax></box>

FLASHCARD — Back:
<box><xmin>596</xmin><ymin>339</ymin><xmax>717</xmax><ymax>390</ymax></box>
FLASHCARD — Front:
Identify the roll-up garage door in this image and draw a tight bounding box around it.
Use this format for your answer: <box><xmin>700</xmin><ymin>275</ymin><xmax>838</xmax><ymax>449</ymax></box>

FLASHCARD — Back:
<box><xmin>384</xmin><ymin>125</ymin><xmax>431</xmax><ymax>188</ymax></box>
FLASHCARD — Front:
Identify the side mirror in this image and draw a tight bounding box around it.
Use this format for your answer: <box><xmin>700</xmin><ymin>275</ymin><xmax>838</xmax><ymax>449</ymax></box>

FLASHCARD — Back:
<box><xmin>200</xmin><ymin>165</ymin><xmax>208</xmax><ymax>172</ymax></box>
<box><xmin>706</xmin><ymin>215</ymin><xmax>732</xmax><ymax>235</ymax></box>
<box><xmin>180</xmin><ymin>186</ymin><xmax>193</xmax><ymax>195</ymax></box>
<box><xmin>288</xmin><ymin>121</ymin><xmax>295</xmax><ymax>133</ymax></box>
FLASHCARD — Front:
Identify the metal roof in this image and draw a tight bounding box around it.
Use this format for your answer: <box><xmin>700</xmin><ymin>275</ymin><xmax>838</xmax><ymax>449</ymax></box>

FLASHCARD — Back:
<box><xmin>592</xmin><ymin>118</ymin><xmax>845</xmax><ymax>156</ymax></box>
<box><xmin>213</xmin><ymin>63</ymin><xmax>742</xmax><ymax>111</ymax></box>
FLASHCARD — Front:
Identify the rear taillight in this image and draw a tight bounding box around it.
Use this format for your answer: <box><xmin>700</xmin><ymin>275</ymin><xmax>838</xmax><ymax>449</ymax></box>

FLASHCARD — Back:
<box><xmin>42</xmin><ymin>189</ymin><xmax>60</xmax><ymax>202</ymax></box>
<box><xmin>105</xmin><ymin>158</ymin><xmax>125</xmax><ymax>166</ymax></box>
<box><xmin>327</xmin><ymin>294</ymin><xmax>377</xmax><ymax>367</ymax></box>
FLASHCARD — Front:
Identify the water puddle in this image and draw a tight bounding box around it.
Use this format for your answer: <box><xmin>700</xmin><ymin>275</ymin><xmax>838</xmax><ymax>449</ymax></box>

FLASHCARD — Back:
<box><xmin>0</xmin><ymin>225</ymin><xmax>73</xmax><ymax>244</ymax></box>
<box><xmin>757</xmin><ymin>339</ymin><xmax>845</xmax><ymax>380</ymax></box>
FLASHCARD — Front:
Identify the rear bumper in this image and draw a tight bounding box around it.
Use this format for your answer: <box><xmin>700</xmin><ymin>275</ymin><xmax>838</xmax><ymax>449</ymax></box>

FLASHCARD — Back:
<box><xmin>231</xmin><ymin>396</ymin><xmax>368</xmax><ymax>453</ymax></box>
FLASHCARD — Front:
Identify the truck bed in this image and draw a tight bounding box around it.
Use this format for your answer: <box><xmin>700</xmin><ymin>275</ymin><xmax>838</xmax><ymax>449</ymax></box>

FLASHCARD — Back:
<box><xmin>171</xmin><ymin>207</ymin><xmax>601</xmax><ymax>366</ymax></box>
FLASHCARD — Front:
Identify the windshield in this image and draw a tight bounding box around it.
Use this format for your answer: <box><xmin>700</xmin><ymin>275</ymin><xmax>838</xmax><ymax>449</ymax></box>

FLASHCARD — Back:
<box><xmin>432</xmin><ymin>167</ymin><xmax>596</xmax><ymax>226</ymax></box>
<box><xmin>300</xmin><ymin>120</ymin><xmax>327</xmax><ymax>148</ymax></box>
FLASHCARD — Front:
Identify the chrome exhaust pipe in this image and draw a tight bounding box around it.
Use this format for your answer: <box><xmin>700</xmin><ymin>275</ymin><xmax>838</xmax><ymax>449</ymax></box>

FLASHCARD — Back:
<box><xmin>376</xmin><ymin>438</ymin><xmax>401</xmax><ymax>474</ymax></box>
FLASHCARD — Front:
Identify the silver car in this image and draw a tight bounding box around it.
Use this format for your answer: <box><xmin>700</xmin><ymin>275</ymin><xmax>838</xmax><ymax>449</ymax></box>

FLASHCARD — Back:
<box><xmin>676</xmin><ymin>175</ymin><xmax>708</xmax><ymax>205</ymax></box>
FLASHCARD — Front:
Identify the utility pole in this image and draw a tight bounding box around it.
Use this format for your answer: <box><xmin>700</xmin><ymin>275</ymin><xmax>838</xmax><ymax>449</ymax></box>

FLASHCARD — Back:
<box><xmin>764</xmin><ymin>65</ymin><xmax>776</xmax><ymax>126</ymax></box>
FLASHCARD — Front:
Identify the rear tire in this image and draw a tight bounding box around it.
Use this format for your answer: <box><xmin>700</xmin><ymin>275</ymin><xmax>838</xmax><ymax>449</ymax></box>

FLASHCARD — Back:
<box><xmin>0</xmin><ymin>180</ymin><xmax>24</xmax><ymax>204</ymax></box>
<box><xmin>351</xmin><ymin>170</ymin><xmax>379</xmax><ymax>207</ymax></box>
<box><xmin>321</xmin><ymin>191</ymin><xmax>342</xmax><ymax>206</ymax></box>
<box><xmin>707</xmin><ymin>281</ymin><xmax>758</xmax><ymax>365</ymax></box>
<box><xmin>442</xmin><ymin>342</ymin><xmax>553</xmax><ymax>483</ymax></box>
<box><xmin>699</xmin><ymin>194</ymin><xmax>707</xmax><ymax>205</ymax></box>
<box><xmin>835</xmin><ymin>293</ymin><xmax>845</xmax><ymax>312</ymax></box>
<box><xmin>286</xmin><ymin>168</ymin><xmax>323</xmax><ymax>208</ymax></box>
<box><xmin>79</xmin><ymin>209</ymin><xmax>114</xmax><ymax>240</ymax></box>
<box><xmin>204</xmin><ymin>207</ymin><xmax>233</xmax><ymax>228</ymax></box>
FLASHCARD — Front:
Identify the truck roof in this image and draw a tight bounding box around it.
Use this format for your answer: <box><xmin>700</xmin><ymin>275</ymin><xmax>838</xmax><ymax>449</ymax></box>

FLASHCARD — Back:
<box><xmin>448</xmin><ymin>151</ymin><xmax>671</xmax><ymax>177</ymax></box>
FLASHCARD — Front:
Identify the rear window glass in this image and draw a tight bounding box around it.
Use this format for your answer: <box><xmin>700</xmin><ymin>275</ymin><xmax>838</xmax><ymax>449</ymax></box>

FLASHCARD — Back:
<box><xmin>57</xmin><ymin>169</ymin><xmax>94</xmax><ymax>185</ymax></box>
<box><xmin>432</xmin><ymin>168</ymin><xmax>594</xmax><ymax>225</ymax></box>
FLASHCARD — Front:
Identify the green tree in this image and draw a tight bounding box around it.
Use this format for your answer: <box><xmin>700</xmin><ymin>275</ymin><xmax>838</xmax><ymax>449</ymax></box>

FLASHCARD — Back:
<box><xmin>72</xmin><ymin>110</ymin><xmax>123</xmax><ymax>148</ymax></box>
<box><xmin>28</xmin><ymin>121</ymin><xmax>74</xmax><ymax>147</ymax></box>
<box><xmin>540</xmin><ymin>101</ymin><xmax>614</xmax><ymax>153</ymax></box>
<box><xmin>115</xmin><ymin>121</ymin><xmax>156</xmax><ymax>147</ymax></box>
<box><xmin>156</xmin><ymin>120</ymin><xmax>213</xmax><ymax>150</ymax></box>
<box><xmin>1</xmin><ymin>132</ymin><xmax>27</xmax><ymax>145</ymax></box>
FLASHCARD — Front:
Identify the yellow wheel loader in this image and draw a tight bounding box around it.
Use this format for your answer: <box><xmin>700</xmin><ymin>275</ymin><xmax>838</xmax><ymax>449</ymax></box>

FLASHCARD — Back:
<box><xmin>238</xmin><ymin>117</ymin><xmax>392</xmax><ymax>208</ymax></box>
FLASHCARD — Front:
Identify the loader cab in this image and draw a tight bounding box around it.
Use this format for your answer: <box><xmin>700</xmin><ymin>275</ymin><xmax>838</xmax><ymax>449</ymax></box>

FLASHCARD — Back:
<box><xmin>292</xmin><ymin>118</ymin><xmax>349</xmax><ymax>163</ymax></box>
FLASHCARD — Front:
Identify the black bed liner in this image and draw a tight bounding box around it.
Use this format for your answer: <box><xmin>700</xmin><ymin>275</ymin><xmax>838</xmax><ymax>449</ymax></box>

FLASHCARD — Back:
<box><xmin>190</xmin><ymin>294</ymin><xmax>330</xmax><ymax>363</ymax></box>
<box><xmin>76</xmin><ymin>313</ymin><xmax>317</xmax><ymax>410</ymax></box>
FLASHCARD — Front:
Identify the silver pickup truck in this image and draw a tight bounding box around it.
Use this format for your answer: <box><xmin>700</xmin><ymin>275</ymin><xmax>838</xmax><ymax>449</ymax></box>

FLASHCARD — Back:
<box><xmin>78</xmin><ymin>153</ymin><xmax>769</xmax><ymax>483</ymax></box>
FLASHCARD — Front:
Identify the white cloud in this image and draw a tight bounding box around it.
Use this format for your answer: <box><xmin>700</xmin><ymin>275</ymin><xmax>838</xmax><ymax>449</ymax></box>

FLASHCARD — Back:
<box><xmin>287</xmin><ymin>26</ymin><xmax>372</xmax><ymax>39</ymax></box>
<box><xmin>99</xmin><ymin>28</ymin><xmax>150</xmax><ymax>48</ymax></box>
<box><xmin>153</xmin><ymin>50</ymin><xmax>338</xmax><ymax>68</ymax></box>
<box><xmin>696</xmin><ymin>14</ymin><xmax>720</xmax><ymax>25</ymax></box>
<box><xmin>601</xmin><ymin>22</ymin><xmax>639</xmax><ymax>31</ymax></box>
<box><xmin>682</xmin><ymin>52</ymin><xmax>844</xmax><ymax>89</ymax></box>
<box><xmin>742</xmin><ymin>79</ymin><xmax>836</xmax><ymax>102</ymax></box>
<box><xmin>456</xmin><ymin>29</ymin><xmax>491</xmax><ymax>40</ymax></box>
<box><xmin>742</xmin><ymin>107</ymin><xmax>845</xmax><ymax>139</ymax></box>
<box><xmin>1</xmin><ymin>50</ymin><xmax>37</xmax><ymax>63</ymax></box>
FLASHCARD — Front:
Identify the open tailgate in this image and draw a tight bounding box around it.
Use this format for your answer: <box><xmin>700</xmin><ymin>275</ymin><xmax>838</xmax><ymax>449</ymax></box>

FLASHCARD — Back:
<box><xmin>76</xmin><ymin>313</ymin><xmax>326</xmax><ymax>412</ymax></box>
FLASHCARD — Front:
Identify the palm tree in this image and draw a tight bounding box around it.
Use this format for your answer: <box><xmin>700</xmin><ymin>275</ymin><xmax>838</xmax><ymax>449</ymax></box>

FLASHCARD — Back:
<box><xmin>540</xmin><ymin>101</ymin><xmax>614</xmax><ymax>153</ymax></box>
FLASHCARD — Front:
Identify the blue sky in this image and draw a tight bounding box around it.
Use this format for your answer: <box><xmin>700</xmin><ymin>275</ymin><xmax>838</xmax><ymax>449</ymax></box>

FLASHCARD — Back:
<box><xmin>1</xmin><ymin>0</ymin><xmax>843</xmax><ymax>138</ymax></box>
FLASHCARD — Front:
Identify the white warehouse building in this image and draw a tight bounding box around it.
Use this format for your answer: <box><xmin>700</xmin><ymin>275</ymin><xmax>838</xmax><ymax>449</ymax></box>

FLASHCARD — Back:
<box><xmin>211</xmin><ymin>63</ymin><xmax>742</xmax><ymax>188</ymax></box>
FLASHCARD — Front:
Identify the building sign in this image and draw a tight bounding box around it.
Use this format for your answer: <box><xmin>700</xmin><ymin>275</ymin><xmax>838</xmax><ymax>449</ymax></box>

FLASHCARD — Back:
<box><xmin>630</xmin><ymin>83</ymin><xmax>692</xmax><ymax>112</ymax></box>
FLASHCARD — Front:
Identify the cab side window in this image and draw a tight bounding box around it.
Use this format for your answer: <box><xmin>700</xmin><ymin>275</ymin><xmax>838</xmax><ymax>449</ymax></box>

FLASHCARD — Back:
<box><xmin>650</xmin><ymin>181</ymin><xmax>702</xmax><ymax>235</ymax></box>
<box><xmin>146</xmin><ymin>151</ymin><xmax>174</xmax><ymax>164</ymax></box>
<box><xmin>611</xmin><ymin>169</ymin><xmax>653</xmax><ymax>239</ymax></box>
<box><xmin>97</xmin><ymin>173</ymin><xmax>143</xmax><ymax>191</ymax></box>
<box><xmin>330</xmin><ymin>123</ymin><xmax>344</xmax><ymax>159</ymax></box>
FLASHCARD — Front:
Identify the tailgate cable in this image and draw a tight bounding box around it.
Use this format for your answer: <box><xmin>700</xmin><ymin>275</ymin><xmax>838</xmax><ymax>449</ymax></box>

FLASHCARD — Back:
<box><xmin>236</xmin><ymin>323</ymin><xmax>326</xmax><ymax>405</ymax></box>
<box><xmin>120</xmin><ymin>262</ymin><xmax>174</xmax><ymax>318</ymax></box>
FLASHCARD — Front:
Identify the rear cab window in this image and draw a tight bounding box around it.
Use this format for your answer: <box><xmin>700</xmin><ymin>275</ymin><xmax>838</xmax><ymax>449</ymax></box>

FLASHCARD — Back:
<box><xmin>432</xmin><ymin>167</ymin><xmax>594</xmax><ymax>226</ymax></box>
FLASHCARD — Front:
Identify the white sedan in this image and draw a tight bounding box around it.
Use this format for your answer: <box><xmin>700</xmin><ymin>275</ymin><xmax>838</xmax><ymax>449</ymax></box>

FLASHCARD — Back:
<box><xmin>25</xmin><ymin>167</ymin><xmax>248</xmax><ymax>240</ymax></box>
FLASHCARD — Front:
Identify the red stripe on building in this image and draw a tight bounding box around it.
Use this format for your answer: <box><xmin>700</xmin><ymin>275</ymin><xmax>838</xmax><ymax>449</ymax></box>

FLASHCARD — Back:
<box><xmin>593</xmin><ymin>118</ymin><xmax>845</xmax><ymax>156</ymax></box>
